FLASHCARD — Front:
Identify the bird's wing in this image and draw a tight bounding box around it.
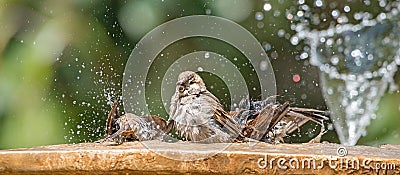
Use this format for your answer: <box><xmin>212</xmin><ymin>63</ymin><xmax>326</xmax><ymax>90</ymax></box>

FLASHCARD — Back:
<box><xmin>106</xmin><ymin>101</ymin><xmax>119</xmax><ymax>136</ymax></box>
<box><xmin>202</xmin><ymin>91</ymin><xmax>244</xmax><ymax>140</ymax></box>
<box><xmin>282</xmin><ymin>107</ymin><xmax>329</xmax><ymax>134</ymax></box>
<box><xmin>149</xmin><ymin>115</ymin><xmax>168</xmax><ymax>132</ymax></box>
<box><xmin>248</xmin><ymin>102</ymin><xmax>290</xmax><ymax>140</ymax></box>
<box><xmin>288</xmin><ymin>107</ymin><xmax>329</xmax><ymax>124</ymax></box>
<box><xmin>169</xmin><ymin>93</ymin><xmax>179</xmax><ymax>121</ymax></box>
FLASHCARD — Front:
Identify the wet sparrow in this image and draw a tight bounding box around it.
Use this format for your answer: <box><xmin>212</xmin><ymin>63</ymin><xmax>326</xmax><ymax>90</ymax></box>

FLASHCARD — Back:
<box><xmin>234</xmin><ymin>96</ymin><xmax>329</xmax><ymax>143</ymax></box>
<box><xmin>169</xmin><ymin>71</ymin><xmax>243</xmax><ymax>143</ymax></box>
<box><xmin>98</xmin><ymin>101</ymin><xmax>171</xmax><ymax>144</ymax></box>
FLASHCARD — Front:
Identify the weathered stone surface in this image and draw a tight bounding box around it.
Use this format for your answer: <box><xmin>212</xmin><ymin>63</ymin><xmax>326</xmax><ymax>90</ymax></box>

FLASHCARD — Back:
<box><xmin>0</xmin><ymin>141</ymin><xmax>399</xmax><ymax>174</ymax></box>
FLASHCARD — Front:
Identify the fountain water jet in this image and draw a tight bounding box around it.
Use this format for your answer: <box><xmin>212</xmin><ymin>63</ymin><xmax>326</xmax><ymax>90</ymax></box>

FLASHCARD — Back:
<box><xmin>292</xmin><ymin>4</ymin><xmax>400</xmax><ymax>146</ymax></box>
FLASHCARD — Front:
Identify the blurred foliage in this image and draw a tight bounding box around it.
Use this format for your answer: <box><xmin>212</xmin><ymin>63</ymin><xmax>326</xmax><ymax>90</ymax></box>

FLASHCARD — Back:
<box><xmin>0</xmin><ymin>0</ymin><xmax>399</xmax><ymax>149</ymax></box>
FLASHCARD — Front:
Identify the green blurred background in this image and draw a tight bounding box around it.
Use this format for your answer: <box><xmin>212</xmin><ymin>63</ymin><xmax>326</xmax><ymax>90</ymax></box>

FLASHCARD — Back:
<box><xmin>0</xmin><ymin>0</ymin><xmax>399</xmax><ymax>149</ymax></box>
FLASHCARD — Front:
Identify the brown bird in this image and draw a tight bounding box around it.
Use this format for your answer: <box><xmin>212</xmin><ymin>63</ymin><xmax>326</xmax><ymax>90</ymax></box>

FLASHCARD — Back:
<box><xmin>99</xmin><ymin>71</ymin><xmax>329</xmax><ymax>144</ymax></box>
<box><xmin>168</xmin><ymin>71</ymin><xmax>244</xmax><ymax>143</ymax></box>
<box><xmin>232</xmin><ymin>96</ymin><xmax>329</xmax><ymax>143</ymax></box>
<box><xmin>98</xmin><ymin>101</ymin><xmax>171</xmax><ymax>144</ymax></box>
<box><xmin>169</xmin><ymin>71</ymin><xmax>329</xmax><ymax>143</ymax></box>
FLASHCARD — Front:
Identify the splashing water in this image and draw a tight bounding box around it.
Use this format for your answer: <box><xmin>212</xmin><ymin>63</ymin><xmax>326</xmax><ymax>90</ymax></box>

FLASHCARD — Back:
<box><xmin>290</xmin><ymin>2</ymin><xmax>400</xmax><ymax>145</ymax></box>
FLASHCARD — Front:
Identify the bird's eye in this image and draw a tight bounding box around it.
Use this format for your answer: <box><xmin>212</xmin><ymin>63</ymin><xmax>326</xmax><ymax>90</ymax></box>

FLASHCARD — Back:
<box><xmin>189</xmin><ymin>80</ymin><xmax>195</xmax><ymax>84</ymax></box>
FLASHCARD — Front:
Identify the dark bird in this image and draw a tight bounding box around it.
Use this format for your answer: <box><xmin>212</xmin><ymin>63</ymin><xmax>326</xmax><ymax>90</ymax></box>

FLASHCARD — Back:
<box><xmin>169</xmin><ymin>71</ymin><xmax>244</xmax><ymax>143</ymax></box>
<box><xmin>98</xmin><ymin>101</ymin><xmax>171</xmax><ymax>144</ymax></box>
<box><xmin>232</xmin><ymin>96</ymin><xmax>329</xmax><ymax>143</ymax></box>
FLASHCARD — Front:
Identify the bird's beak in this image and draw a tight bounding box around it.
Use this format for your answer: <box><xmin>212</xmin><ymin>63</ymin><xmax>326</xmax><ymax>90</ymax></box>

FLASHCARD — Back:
<box><xmin>176</xmin><ymin>81</ymin><xmax>186</xmax><ymax>93</ymax></box>
<box><xmin>178</xmin><ymin>85</ymin><xmax>185</xmax><ymax>93</ymax></box>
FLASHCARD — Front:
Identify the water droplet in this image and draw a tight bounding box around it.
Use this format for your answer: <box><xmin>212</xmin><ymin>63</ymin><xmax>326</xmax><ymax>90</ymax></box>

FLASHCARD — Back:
<box><xmin>297</xmin><ymin>11</ymin><xmax>304</xmax><ymax>17</ymax></box>
<box><xmin>257</xmin><ymin>22</ymin><xmax>264</xmax><ymax>28</ymax></box>
<box><xmin>331</xmin><ymin>10</ymin><xmax>340</xmax><ymax>18</ymax></box>
<box><xmin>264</xmin><ymin>43</ymin><xmax>272</xmax><ymax>51</ymax></box>
<box><xmin>351</xmin><ymin>49</ymin><xmax>362</xmax><ymax>57</ymax></box>
<box><xmin>349</xmin><ymin>90</ymin><xmax>358</xmax><ymax>98</ymax></box>
<box><xmin>290</xmin><ymin>36</ymin><xmax>299</xmax><ymax>45</ymax></box>
<box><xmin>315</xmin><ymin>0</ymin><xmax>323</xmax><ymax>7</ymax></box>
<box><xmin>293</xmin><ymin>74</ymin><xmax>301</xmax><ymax>82</ymax></box>
<box><xmin>205</xmin><ymin>9</ymin><xmax>211</xmax><ymax>15</ymax></box>
<box><xmin>255</xmin><ymin>12</ymin><xmax>264</xmax><ymax>21</ymax></box>
<box><xmin>327</xmin><ymin>88</ymin><xmax>333</xmax><ymax>95</ymax></box>
<box><xmin>278</xmin><ymin>29</ymin><xmax>285</xmax><ymax>37</ymax></box>
<box><xmin>330</xmin><ymin>56</ymin><xmax>339</xmax><ymax>65</ymax></box>
<box><xmin>344</xmin><ymin>6</ymin><xmax>351</xmax><ymax>12</ymax></box>
<box><xmin>300</xmin><ymin>52</ymin><xmax>308</xmax><ymax>59</ymax></box>
<box><xmin>259</xmin><ymin>60</ymin><xmax>268</xmax><ymax>71</ymax></box>
<box><xmin>263</xmin><ymin>3</ymin><xmax>272</xmax><ymax>11</ymax></box>
<box><xmin>204</xmin><ymin>52</ymin><xmax>210</xmax><ymax>58</ymax></box>
<box><xmin>273</xmin><ymin>10</ymin><xmax>281</xmax><ymax>17</ymax></box>
<box><xmin>286</xmin><ymin>13</ymin><xmax>294</xmax><ymax>20</ymax></box>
